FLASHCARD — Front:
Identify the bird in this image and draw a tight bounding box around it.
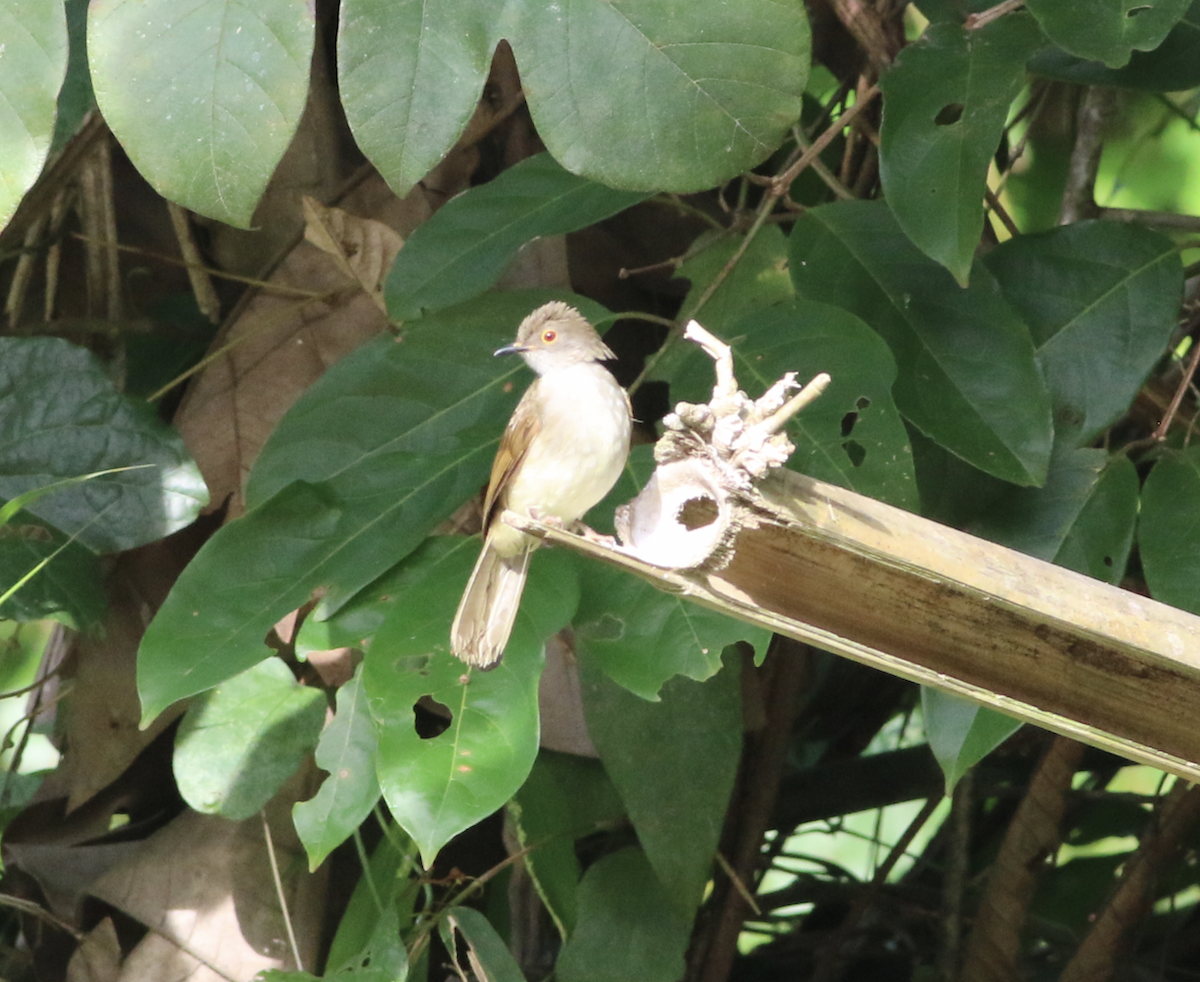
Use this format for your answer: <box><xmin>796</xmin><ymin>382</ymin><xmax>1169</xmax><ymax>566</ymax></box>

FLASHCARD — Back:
<box><xmin>450</xmin><ymin>301</ymin><xmax>632</xmax><ymax>669</ymax></box>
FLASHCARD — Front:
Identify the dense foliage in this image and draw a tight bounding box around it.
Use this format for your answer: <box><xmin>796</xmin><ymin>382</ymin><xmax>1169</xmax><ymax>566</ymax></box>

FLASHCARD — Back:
<box><xmin>2</xmin><ymin>0</ymin><xmax>1200</xmax><ymax>980</ymax></box>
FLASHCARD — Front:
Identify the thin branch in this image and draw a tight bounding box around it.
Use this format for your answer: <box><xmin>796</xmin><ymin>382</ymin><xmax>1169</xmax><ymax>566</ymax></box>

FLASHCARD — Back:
<box><xmin>1060</xmin><ymin>87</ymin><xmax>1115</xmax><ymax>225</ymax></box>
<box><xmin>1152</xmin><ymin>335</ymin><xmax>1200</xmax><ymax>441</ymax></box>
<box><xmin>1100</xmin><ymin>208</ymin><xmax>1200</xmax><ymax>231</ymax></box>
<box><xmin>262</xmin><ymin>810</ymin><xmax>304</xmax><ymax>971</ymax></box>
<box><xmin>965</xmin><ymin>0</ymin><xmax>1025</xmax><ymax>30</ymax></box>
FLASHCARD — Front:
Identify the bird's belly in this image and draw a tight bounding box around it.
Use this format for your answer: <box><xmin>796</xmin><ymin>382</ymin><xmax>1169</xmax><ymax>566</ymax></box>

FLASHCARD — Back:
<box><xmin>498</xmin><ymin>366</ymin><xmax>630</xmax><ymax>544</ymax></box>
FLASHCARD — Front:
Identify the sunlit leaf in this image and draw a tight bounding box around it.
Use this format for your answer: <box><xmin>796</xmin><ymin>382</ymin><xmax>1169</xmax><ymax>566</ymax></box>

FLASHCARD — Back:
<box><xmin>0</xmin><ymin>0</ymin><xmax>68</xmax><ymax>233</ymax></box>
<box><xmin>88</xmin><ymin>0</ymin><xmax>314</xmax><ymax>226</ymax></box>
<box><xmin>174</xmin><ymin>658</ymin><xmax>326</xmax><ymax>820</ymax></box>
<box><xmin>0</xmin><ymin>338</ymin><xmax>208</xmax><ymax>554</ymax></box>
<box><xmin>294</xmin><ymin>666</ymin><xmax>381</xmax><ymax>871</ymax></box>
<box><xmin>363</xmin><ymin>538</ymin><xmax>578</xmax><ymax>865</ymax></box>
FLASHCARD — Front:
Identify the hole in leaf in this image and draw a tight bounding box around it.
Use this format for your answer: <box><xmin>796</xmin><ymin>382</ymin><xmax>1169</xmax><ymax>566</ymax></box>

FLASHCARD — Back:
<box><xmin>840</xmin><ymin>411</ymin><xmax>858</xmax><ymax>437</ymax></box>
<box><xmin>1126</xmin><ymin>5</ymin><xmax>1151</xmax><ymax>15</ymax></box>
<box><xmin>842</xmin><ymin>440</ymin><xmax>866</xmax><ymax>468</ymax></box>
<box><xmin>856</xmin><ymin>396</ymin><xmax>871</xmax><ymax>410</ymax></box>
<box><xmin>1103</xmin><ymin>555</ymin><xmax>1114</xmax><ymax>567</ymax></box>
<box><xmin>935</xmin><ymin>103</ymin><xmax>964</xmax><ymax>126</ymax></box>
<box><xmin>414</xmin><ymin>698</ymin><xmax>451</xmax><ymax>739</ymax></box>
<box><xmin>679</xmin><ymin>496</ymin><xmax>719</xmax><ymax>530</ymax></box>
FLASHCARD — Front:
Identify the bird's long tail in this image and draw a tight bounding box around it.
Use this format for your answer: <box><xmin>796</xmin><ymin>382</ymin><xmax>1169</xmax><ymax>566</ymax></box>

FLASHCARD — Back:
<box><xmin>450</xmin><ymin>538</ymin><xmax>531</xmax><ymax>668</ymax></box>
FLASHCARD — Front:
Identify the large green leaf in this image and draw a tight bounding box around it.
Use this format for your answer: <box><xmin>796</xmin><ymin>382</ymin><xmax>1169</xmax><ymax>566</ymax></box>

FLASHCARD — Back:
<box><xmin>337</xmin><ymin>0</ymin><xmax>493</xmax><ymax>199</ymax></box>
<box><xmin>363</xmin><ymin>538</ymin><xmax>578</xmax><ymax>865</ymax></box>
<box><xmin>789</xmin><ymin>200</ymin><xmax>1052</xmax><ymax>486</ymax></box>
<box><xmin>338</xmin><ymin>0</ymin><xmax>809</xmax><ymax>198</ymax></box>
<box><xmin>581</xmin><ymin>658</ymin><xmax>741</xmax><ymax>913</ymax></box>
<box><xmin>1139</xmin><ymin>447</ymin><xmax>1200</xmax><ymax>615</ymax></box>
<box><xmin>512</xmin><ymin>752</ymin><xmax>625</xmax><ymax>937</ymax></box>
<box><xmin>0</xmin><ymin>0</ymin><xmax>68</xmax><ymax>233</ymax></box>
<box><xmin>0</xmin><ymin>338</ymin><xmax>208</xmax><ymax>554</ymax></box>
<box><xmin>1025</xmin><ymin>0</ymin><xmax>1190</xmax><ymax>68</ymax></box>
<box><xmin>384</xmin><ymin>156</ymin><xmax>647</xmax><ymax>321</ymax></box>
<box><xmin>88</xmin><ymin>0</ymin><xmax>314</xmax><ymax>227</ymax></box>
<box><xmin>139</xmin><ymin>293</ymin><xmax>595</xmax><ymax>722</ymax></box>
<box><xmin>985</xmin><ymin>221</ymin><xmax>1181</xmax><ymax>444</ymax></box>
<box><xmin>668</xmin><ymin>298</ymin><xmax>917</xmax><ymax>509</ymax></box>
<box><xmin>574</xmin><ymin>563</ymin><xmax>770</xmax><ymax>701</ymax></box>
<box><xmin>1028</xmin><ymin>0</ymin><xmax>1200</xmax><ymax>90</ymax></box>
<box><xmin>555</xmin><ymin>848</ymin><xmax>691</xmax><ymax>982</ymax></box>
<box><xmin>294</xmin><ymin>666</ymin><xmax>381</xmax><ymax>871</ymax></box>
<box><xmin>173</xmin><ymin>658</ymin><xmax>326</xmax><ymax>820</ymax></box>
<box><xmin>879</xmin><ymin>14</ymin><xmax>1044</xmax><ymax>284</ymax></box>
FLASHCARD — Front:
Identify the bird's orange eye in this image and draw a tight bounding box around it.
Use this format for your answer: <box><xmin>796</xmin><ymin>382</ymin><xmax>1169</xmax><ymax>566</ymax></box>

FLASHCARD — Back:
<box><xmin>542</xmin><ymin>329</ymin><xmax>557</xmax><ymax>343</ymax></box>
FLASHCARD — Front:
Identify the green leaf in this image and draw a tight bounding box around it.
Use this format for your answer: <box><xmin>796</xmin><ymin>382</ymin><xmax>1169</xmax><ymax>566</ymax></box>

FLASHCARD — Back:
<box><xmin>1025</xmin><ymin>0</ymin><xmax>1190</xmax><ymax>68</ymax></box>
<box><xmin>0</xmin><ymin>338</ymin><xmax>208</xmax><ymax>554</ymax></box>
<box><xmin>294</xmin><ymin>666</ymin><xmax>381</xmax><ymax>871</ymax></box>
<box><xmin>512</xmin><ymin>752</ymin><xmax>625</xmax><ymax>937</ymax></box>
<box><xmin>879</xmin><ymin>14</ymin><xmax>1045</xmax><ymax>284</ymax></box>
<box><xmin>789</xmin><ymin>200</ymin><xmax>1052</xmax><ymax>486</ymax></box>
<box><xmin>337</xmin><ymin>0</ymin><xmax>493</xmax><ymax>198</ymax></box>
<box><xmin>48</xmin><ymin>0</ymin><xmax>94</xmax><ymax>156</ymax></box>
<box><xmin>556</xmin><ymin>847</ymin><xmax>691</xmax><ymax>982</ymax></box>
<box><xmin>574</xmin><ymin>563</ymin><xmax>769</xmax><ymax>701</ymax></box>
<box><xmin>339</xmin><ymin>1</ymin><xmax>809</xmax><ymax>198</ymax></box>
<box><xmin>139</xmin><ymin>293</ymin><xmax>591</xmax><ymax>722</ymax></box>
<box><xmin>985</xmin><ymin>221</ymin><xmax>1182</xmax><ymax>443</ymax></box>
<box><xmin>0</xmin><ymin>0</ymin><xmax>68</xmax><ymax>233</ymax></box>
<box><xmin>669</xmin><ymin>298</ymin><xmax>917</xmax><ymax>509</ymax></box>
<box><xmin>443</xmin><ymin>908</ymin><xmax>527</xmax><ymax>982</ymax></box>
<box><xmin>1139</xmin><ymin>447</ymin><xmax>1200</xmax><ymax>615</ymax></box>
<box><xmin>384</xmin><ymin>156</ymin><xmax>648</xmax><ymax>321</ymax></box>
<box><xmin>581</xmin><ymin>657</ymin><xmax>741</xmax><ymax>913</ymax></box>
<box><xmin>0</xmin><ymin>514</ymin><xmax>104</xmax><ymax>626</ymax></box>
<box><xmin>510</xmin><ymin>0</ymin><xmax>810</xmax><ymax>193</ymax></box>
<box><xmin>363</xmin><ymin>538</ymin><xmax>579</xmax><ymax>865</ymax></box>
<box><xmin>922</xmin><ymin>687</ymin><xmax>1021</xmax><ymax>793</ymax></box>
<box><xmin>87</xmin><ymin>0</ymin><xmax>314</xmax><ymax>226</ymax></box>
<box><xmin>970</xmin><ymin>445</ymin><xmax>1138</xmax><ymax>582</ymax></box>
<box><xmin>173</xmin><ymin>658</ymin><xmax>326</xmax><ymax>821</ymax></box>
<box><xmin>1028</xmin><ymin>1</ymin><xmax>1200</xmax><ymax>90</ymax></box>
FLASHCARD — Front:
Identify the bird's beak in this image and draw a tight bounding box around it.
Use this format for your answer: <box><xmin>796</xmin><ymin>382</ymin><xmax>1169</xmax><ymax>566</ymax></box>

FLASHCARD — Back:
<box><xmin>494</xmin><ymin>343</ymin><xmax>528</xmax><ymax>357</ymax></box>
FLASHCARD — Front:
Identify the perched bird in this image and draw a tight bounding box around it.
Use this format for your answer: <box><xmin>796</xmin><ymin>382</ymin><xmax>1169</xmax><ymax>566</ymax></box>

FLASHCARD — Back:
<box><xmin>451</xmin><ymin>302</ymin><xmax>632</xmax><ymax>668</ymax></box>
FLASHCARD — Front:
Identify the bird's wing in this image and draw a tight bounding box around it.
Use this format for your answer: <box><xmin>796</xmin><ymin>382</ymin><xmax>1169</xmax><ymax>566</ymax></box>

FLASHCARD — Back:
<box><xmin>483</xmin><ymin>385</ymin><xmax>541</xmax><ymax>529</ymax></box>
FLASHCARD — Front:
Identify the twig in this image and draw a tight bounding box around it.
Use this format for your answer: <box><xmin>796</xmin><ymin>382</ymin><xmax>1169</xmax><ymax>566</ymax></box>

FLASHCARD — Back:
<box><xmin>985</xmin><ymin>187</ymin><xmax>1021</xmax><ymax>239</ymax></box>
<box><xmin>1060</xmin><ymin>87</ymin><xmax>1115</xmax><ymax>225</ymax></box>
<box><xmin>965</xmin><ymin>0</ymin><xmax>1025</xmax><ymax>30</ymax></box>
<box><xmin>168</xmin><ymin>202</ymin><xmax>222</xmax><ymax>323</ymax></box>
<box><xmin>1152</xmin><ymin>335</ymin><xmax>1200</xmax><ymax>440</ymax></box>
<box><xmin>1100</xmin><ymin>208</ymin><xmax>1200</xmax><ymax>232</ymax></box>
<box><xmin>262</xmin><ymin>810</ymin><xmax>304</xmax><ymax>971</ymax></box>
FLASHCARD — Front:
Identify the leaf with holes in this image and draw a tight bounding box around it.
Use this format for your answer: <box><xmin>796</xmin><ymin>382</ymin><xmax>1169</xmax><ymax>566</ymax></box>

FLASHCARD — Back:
<box><xmin>668</xmin><ymin>298</ymin><xmax>916</xmax><ymax>509</ymax></box>
<box><xmin>789</xmin><ymin>200</ymin><xmax>1052</xmax><ymax>487</ymax></box>
<box><xmin>879</xmin><ymin>13</ymin><xmax>1045</xmax><ymax>284</ymax></box>
<box><xmin>574</xmin><ymin>562</ymin><xmax>769</xmax><ymax>701</ymax></box>
<box><xmin>363</xmin><ymin>538</ymin><xmax>579</xmax><ymax>865</ymax></box>
<box><xmin>1026</xmin><ymin>0</ymin><xmax>1190</xmax><ymax>68</ymax></box>
<box><xmin>294</xmin><ymin>666</ymin><xmax>381</xmax><ymax>871</ymax></box>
